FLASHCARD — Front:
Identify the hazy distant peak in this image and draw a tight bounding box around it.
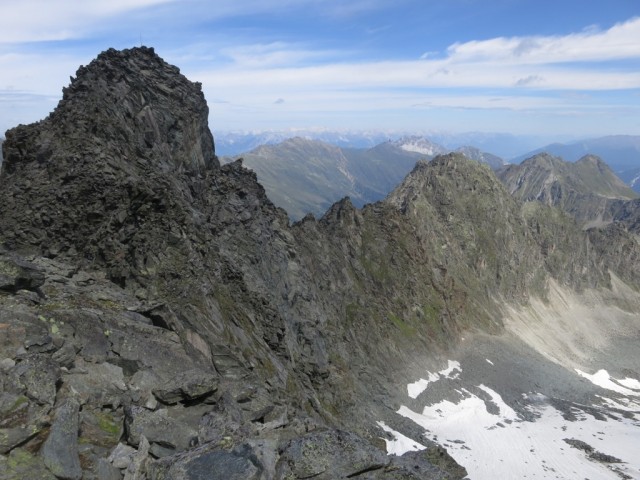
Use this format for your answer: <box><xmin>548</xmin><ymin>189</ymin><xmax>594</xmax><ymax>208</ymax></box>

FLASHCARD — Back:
<box><xmin>520</xmin><ymin>152</ymin><xmax>565</xmax><ymax>169</ymax></box>
<box><xmin>454</xmin><ymin>145</ymin><xmax>505</xmax><ymax>169</ymax></box>
<box><xmin>393</xmin><ymin>136</ymin><xmax>447</xmax><ymax>156</ymax></box>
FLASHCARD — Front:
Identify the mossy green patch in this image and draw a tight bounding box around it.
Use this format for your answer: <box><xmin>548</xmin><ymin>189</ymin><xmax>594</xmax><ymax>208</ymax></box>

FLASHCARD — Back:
<box><xmin>96</xmin><ymin>411</ymin><xmax>120</xmax><ymax>437</ymax></box>
<box><xmin>10</xmin><ymin>396</ymin><xmax>29</xmax><ymax>412</ymax></box>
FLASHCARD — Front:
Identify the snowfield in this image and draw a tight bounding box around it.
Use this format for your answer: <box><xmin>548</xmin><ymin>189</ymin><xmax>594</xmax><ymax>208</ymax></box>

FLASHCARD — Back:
<box><xmin>381</xmin><ymin>361</ymin><xmax>640</xmax><ymax>479</ymax></box>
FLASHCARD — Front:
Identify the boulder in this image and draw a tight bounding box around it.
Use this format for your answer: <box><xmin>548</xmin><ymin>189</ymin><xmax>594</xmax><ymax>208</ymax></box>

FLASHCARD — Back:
<box><xmin>124</xmin><ymin>406</ymin><xmax>197</xmax><ymax>454</ymax></box>
<box><xmin>0</xmin><ymin>254</ymin><xmax>45</xmax><ymax>293</ymax></box>
<box><xmin>148</xmin><ymin>442</ymin><xmax>265</xmax><ymax>480</ymax></box>
<box><xmin>275</xmin><ymin>429</ymin><xmax>389</xmax><ymax>479</ymax></box>
<box><xmin>152</xmin><ymin>369</ymin><xmax>218</xmax><ymax>405</ymax></box>
<box><xmin>41</xmin><ymin>398</ymin><xmax>82</xmax><ymax>480</ymax></box>
<box><xmin>8</xmin><ymin>354</ymin><xmax>61</xmax><ymax>405</ymax></box>
<box><xmin>0</xmin><ymin>448</ymin><xmax>56</xmax><ymax>480</ymax></box>
<box><xmin>0</xmin><ymin>419</ymin><xmax>49</xmax><ymax>454</ymax></box>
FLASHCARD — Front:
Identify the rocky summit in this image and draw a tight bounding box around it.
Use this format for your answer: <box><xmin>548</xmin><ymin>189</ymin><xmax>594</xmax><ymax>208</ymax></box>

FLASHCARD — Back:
<box><xmin>1</xmin><ymin>47</ymin><xmax>640</xmax><ymax>479</ymax></box>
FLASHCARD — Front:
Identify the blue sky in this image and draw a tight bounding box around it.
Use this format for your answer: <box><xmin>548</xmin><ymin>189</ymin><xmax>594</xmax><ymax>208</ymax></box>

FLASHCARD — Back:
<box><xmin>0</xmin><ymin>0</ymin><xmax>639</xmax><ymax>141</ymax></box>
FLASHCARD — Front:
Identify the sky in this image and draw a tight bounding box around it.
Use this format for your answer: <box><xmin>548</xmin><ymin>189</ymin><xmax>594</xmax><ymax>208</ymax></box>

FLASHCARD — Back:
<box><xmin>0</xmin><ymin>0</ymin><xmax>639</xmax><ymax>141</ymax></box>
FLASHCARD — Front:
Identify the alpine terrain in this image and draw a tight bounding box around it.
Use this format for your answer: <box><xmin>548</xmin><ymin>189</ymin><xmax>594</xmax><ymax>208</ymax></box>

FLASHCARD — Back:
<box><xmin>513</xmin><ymin>136</ymin><xmax>640</xmax><ymax>193</ymax></box>
<box><xmin>1</xmin><ymin>47</ymin><xmax>639</xmax><ymax>480</ymax></box>
<box><xmin>498</xmin><ymin>153</ymin><xmax>638</xmax><ymax>227</ymax></box>
<box><xmin>222</xmin><ymin>137</ymin><xmax>503</xmax><ymax>220</ymax></box>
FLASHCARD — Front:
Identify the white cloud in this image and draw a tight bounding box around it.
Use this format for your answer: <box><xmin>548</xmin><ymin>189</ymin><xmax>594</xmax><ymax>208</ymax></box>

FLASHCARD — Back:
<box><xmin>0</xmin><ymin>4</ymin><xmax>638</xmax><ymax>136</ymax></box>
<box><xmin>447</xmin><ymin>17</ymin><xmax>640</xmax><ymax>64</ymax></box>
<box><xmin>192</xmin><ymin>58</ymin><xmax>640</xmax><ymax>93</ymax></box>
<box><xmin>220</xmin><ymin>42</ymin><xmax>344</xmax><ymax>69</ymax></box>
<box><xmin>186</xmin><ymin>17</ymin><xmax>640</xmax><ymax>94</ymax></box>
<box><xmin>0</xmin><ymin>0</ymin><xmax>176</xmax><ymax>43</ymax></box>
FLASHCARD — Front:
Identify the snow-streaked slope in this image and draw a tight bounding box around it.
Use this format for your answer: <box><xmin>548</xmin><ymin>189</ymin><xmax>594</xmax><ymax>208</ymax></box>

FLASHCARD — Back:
<box><xmin>394</xmin><ymin>136</ymin><xmax>447</xmax><ymax>156</ymax></box>
<box><xmin>377</xmin><ymin>278</ymin><xmax>640</xmax><ymax>480</ymax></box>
<box><xmin>384</xmin><ymin>359</ymin><xmax>640</xmax><ymax>479</ymax></box>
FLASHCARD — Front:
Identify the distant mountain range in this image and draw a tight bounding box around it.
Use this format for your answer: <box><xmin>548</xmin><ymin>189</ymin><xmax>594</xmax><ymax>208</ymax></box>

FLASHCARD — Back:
<box><xmin>215</xmin><ymin>130</ymin><xmax>549</xmax><ymax>158</ymax></box>
<box><xmin>222</xmin><ymin>136</ymin><xmax>504</xmax><ymax>220</ymax></box>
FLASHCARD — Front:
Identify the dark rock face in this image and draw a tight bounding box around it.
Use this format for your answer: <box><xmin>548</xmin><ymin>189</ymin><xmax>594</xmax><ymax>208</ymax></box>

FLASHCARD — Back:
<box><xmin>0</xmin><ymin>47</ymin><xmax>637</xmax><ymax>479</ymax></box>
<box><xmin>0</xmin><ymin>46</ymin><xmax>216</xmax><ymax>270</ymax></box>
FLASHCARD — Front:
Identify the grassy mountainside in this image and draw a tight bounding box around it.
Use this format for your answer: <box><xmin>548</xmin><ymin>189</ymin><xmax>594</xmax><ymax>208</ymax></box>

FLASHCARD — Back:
<box><xmin>222</xmin><ymin>137</ymin><xmax>426</xmax><ymax>219</ymax></box>
<box><xmin>223</xmin><ymin>138</ymin><xmax>504</xmax><ymax>220</ymax></box>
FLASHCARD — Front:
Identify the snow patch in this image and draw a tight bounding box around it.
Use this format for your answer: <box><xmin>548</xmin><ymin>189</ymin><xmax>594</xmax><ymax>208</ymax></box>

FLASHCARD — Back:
<box><xmin>618</xmin><ymin>377</ymin><xmax>640</xmax><ymax>391</ymax></box>
<box><xmin>485</xmin><ymin>358</ymin><xmax>494</xmax><ymax>365</ymax></box>
<box><xmin>407</xmin><ymin>360</ymin><xmax>461</xmax><ymax>398</ymax></box>
<box><xmin>398</xmin><ymin>387</ymin><xmax>640</xmax><ymax>480</ymax></box>
<box><xmin>441</xmin><ymin>360</ymin><xmax>461</xmax><ymax>379</ymax></box>
<box><xmin>407</xmin><ymin>372</ymin><xmax>439</xmax><ymax>399</ymax></box>
<box><xmin>377</xmin><ymin>421</ymin><xmax>426</xmax><ymax>456</ymax></box>
<box><xmin>596</xmin><ymin>395</ymin><xmax>640</xmax><ymax>414</ymax></box>
<box><xmin>575</xmin><ymin>369</ymin><xmax>640</xmax><ymax>396</ymax></box>
<box><xmin>400</xmin><ymin>142</ymin><xmax>438</xmax><ymax>156</ymax></box>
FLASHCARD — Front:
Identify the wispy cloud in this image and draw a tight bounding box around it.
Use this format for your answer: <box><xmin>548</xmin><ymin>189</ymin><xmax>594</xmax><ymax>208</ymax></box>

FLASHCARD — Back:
<box><xmin>194</xmin><ymin>17</ymin><xmax>640</xmax><ymax>93</ymax></box>
<box><xmin>446</xmin><ymin>17</ymin><xmax>640</xmax><ymax>64</ymax></box>
<box><xmin>0</xmin><ymin>0</ymin><xmax>176</xmax><ymax>43</ymax></box>
<box><xmin>0</xmin><ymin>3</ymin><xmax>638</xmax><ymax>137</ymax></box>
<box><xmin>220</xmin><ymin>42</ymin><xmax>346</xmax><ymax>68</ymax></box>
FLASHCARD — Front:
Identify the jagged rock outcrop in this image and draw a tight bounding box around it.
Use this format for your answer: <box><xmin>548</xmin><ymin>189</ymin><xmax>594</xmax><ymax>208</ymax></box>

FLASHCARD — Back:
<box><xmin>1</xmin><ymin>47</ymin><xmax>638</xmax><ymax>479</ymax></box>
<box><xmin>498</xmin><ymin>153</ymin><xmax>637</xmax><ymax>227</ymax></box>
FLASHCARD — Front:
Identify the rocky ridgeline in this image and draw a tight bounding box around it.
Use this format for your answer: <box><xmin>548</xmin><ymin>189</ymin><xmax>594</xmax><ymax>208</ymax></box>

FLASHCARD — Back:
<box><xmin>498</xmin><ymin>152</ymin><xmax>637</xmax><ymax>227</ymax></box>
<box><xmin>0</xmin><ymin>47</ymin><xmax>638</xmax><ymax>479</ymax></box>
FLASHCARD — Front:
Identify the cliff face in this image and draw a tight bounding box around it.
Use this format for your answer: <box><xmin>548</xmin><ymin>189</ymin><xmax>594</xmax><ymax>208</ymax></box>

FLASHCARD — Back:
<box><xmin>1</xmin><ymin>47</ymin><xmax>639</xmax><ymax>479</ymax></box>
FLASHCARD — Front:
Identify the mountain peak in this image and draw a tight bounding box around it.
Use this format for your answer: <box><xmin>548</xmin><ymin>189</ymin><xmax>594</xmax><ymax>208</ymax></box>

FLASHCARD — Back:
<box><xmin>520</xmin><ymin>152</ymin><xmax>564</xmax><ymax>169</ymax></box>
<box><xmin>4</xmin><ymin>46</ymin><xmax>218</xmax><ymax>176</ymax></box>
<box><xmin>498</xmin><ymin>152</ymin><xmax>637</xmax><ymax>225</ymax></box>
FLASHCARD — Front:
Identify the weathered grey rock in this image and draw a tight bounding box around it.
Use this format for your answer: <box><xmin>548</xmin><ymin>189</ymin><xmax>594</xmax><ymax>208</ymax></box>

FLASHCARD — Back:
<box><xmin>275</xmin><ymin>429</ymin><xmax>390</xmax><ymax>479</ymax></box>
<box><xmin>148</xmin><ymin>442</ymin><xmax>265</xmax><ymax>480</ymax></box>
<box><xmin>123</xmin><ymin>435</ymin><xmax>149</xmax><ymax>480</ymax></box>
<box><xmin>0</xmin><ymin>393</ymin><xmax>31</xmax><ymax>428</ymax></box>
<box><xmin>152</xmin><ymin>369</ymin><xmax>218</xmax><ymax>405</ymax></box>
<box><xmin>95</xmin><ymin>458</ymin><xmax>123</xmax><ymax>480</ymax></box>
<box><xmin>0</xmin><ymin>254</ymin><xmax>45</xmax><ymax>293</ymax></box>
<box><xmin>41</xmin><ymin>398</ymin><xmax>82</xmax><ymax>480</ymax></box>
<box><xmin>0</xmin><ymin>448</ymin><xmax>57</xmax><ymax>480</ymax></box>
<box><xmin>63</xmin><ymin>361</ymin><xmax>126</xmax><ymax>407</ymax></box>
<box><xmin>79</xmin><ymin>408</ymin><xmax>123</xmax><ymax>450</ymax></box>
<box><xmin>124</xmin><ymin>406</ymin><xmax>197</xmax><ymax>454</ymax></box>
<box><xmin>108</xmin><ymin>442</ymin><xmax>137</xmax><ymax>469</ymax></box>
<box><xmin>0</xmin><ymin>419</ymin><xmax>49</xmax><ymax>454</ymax></box>
<box><xmin>51</xmin><ymin>343</ymin><xmax>76</xmax><ymax>369</ymax></box>
<box><xmin>386</xmin><ymin>448</ymin><xmax>467</xmax><ymax>480</ymax></box>
<box><xmin>9</xmin><ymin>354</ymin><xmax>61</xmax><ymax>405</ymax></box>
<box><xmin>0</xmin><ymin>358</ymin><xmax>16</xmax><ymax>371</ymax></box>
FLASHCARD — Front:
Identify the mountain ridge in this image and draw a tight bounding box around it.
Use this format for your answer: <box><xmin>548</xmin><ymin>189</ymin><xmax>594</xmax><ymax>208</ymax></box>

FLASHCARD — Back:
<box><xmin>222</xmin><ymin>136</ymin><xmax>504</xmax><ymax>220</ymax></box>
<box><xmin>498</xmin><ymin>152</ymin><xmax>637</xmax><ymax>227</ymax></box>
<box><xmin>1</xmin><ymin>47</ymin><xmax>640</xmax><ymax>479</ymax></box>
